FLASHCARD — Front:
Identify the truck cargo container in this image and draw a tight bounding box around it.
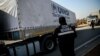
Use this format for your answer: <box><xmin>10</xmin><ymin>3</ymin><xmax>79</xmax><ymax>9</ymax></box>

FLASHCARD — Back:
<box><xmin>0</xmin><ymin>0</ymin><xmax>76</xmax><ymax>51</ymax></box>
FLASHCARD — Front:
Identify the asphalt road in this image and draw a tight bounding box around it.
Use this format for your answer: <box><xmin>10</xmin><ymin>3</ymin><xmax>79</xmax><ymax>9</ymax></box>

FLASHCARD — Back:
<box><xmin>42</xmin><ymin>46</ymin><xmax>62</xmax><ymax>56</ymax></box>
<box><xmin>85</xmin><ymin>44</ymin><xmax>100</xmax><ymax>56</ymax></box>
<box><xmin>42</xmin><ymin>26</ymin><xmax>100</xmax><ymax>56</ymax></box>
<box><xmin>42</xmin><ymin>37</ymin><xmax>100</xmax><ymax>56</ymax></box>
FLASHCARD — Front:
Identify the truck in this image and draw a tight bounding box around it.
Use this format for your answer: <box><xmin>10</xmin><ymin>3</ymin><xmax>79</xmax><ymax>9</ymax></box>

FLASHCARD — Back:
<box><xmin>0</xmin><ymin>0</ymin><xmax>76</xmax><ymax>53</ymax></box>
<box><xmin>87</xmin><ymin>10</ymin><xmax>100</xmax><ymax>25</ymax></box>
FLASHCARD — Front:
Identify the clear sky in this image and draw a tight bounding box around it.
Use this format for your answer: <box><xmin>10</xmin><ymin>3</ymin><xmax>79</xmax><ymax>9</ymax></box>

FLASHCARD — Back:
<box><xmin>52</xmin><ymin>0</ymin><xmax>100</xmax><ymax>19</ymax></box>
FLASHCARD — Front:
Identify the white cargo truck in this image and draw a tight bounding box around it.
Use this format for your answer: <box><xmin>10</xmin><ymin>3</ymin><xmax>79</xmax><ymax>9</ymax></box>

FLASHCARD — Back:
<box><xmin>0</xmin><ymin>0</ymin><xmax>76</xmax><ymax>52</ymax></box>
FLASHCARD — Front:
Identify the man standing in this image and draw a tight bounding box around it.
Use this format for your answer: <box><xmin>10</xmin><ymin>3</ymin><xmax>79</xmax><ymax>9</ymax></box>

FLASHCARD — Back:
<box><xmin>90</xmin><ymin>20</ymin><xmax>95</xmax><ymax>29</ymax></box>
<box><xmin>54</xmin><ymin>17</ymin><xmax>77</xmax><ymax>56</ymax></box>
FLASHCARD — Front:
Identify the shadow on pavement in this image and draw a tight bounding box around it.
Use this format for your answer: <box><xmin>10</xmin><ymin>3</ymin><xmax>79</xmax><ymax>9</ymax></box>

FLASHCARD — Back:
<box><xmin>85</xmin><ymin>44</ymin><xmax>100</xmax><ymax>56</ymax></box>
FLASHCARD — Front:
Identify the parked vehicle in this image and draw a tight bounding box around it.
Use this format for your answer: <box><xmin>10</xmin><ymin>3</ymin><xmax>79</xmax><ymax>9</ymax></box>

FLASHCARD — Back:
<box><xmin>0</xmin><ymin>0</ymin><xmax>76</xmax><ymax>53</ymax></box>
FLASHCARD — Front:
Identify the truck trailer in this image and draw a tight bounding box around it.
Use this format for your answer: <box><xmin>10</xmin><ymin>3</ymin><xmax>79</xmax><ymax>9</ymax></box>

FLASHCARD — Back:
<box><xmin>0</xmin><ymin>0</ymin><xmax>76</xmax><ymax>40</ymax></box>
<box><xmin>0</xmin><ymin>0</ymin><xmax>76</xmax><ymax>52</ymax></box>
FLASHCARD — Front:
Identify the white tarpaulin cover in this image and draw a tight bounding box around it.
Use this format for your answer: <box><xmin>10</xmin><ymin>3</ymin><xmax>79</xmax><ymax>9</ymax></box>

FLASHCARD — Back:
<box><xmin>0</xmin><ymin>0</ymin><xmax>56</xmax><ymax>31</ymax></box>
<box><xmin>17</xmin><ymin>0</ymin><xmax>55</xmax><ymax>28</ymax></box>
<box><xmin>0</xmin><ymin>0</ymin><xmax>76</xmax><ymax>32</ymax></box>
<box><xmin>0</xmin><ymin>0</ymin><xmax>17</xmax><ymax>17</ymax></box>
<box><xmin>0</xmin><ymin>0</ymin><xmax>19</xmax><ymax>31</ymax></box>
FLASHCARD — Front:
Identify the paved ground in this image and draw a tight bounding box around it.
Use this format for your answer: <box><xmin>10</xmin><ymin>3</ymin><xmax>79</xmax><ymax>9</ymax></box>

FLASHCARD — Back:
<box><xmin>85</xmin><ymin>44</ymin><xmax>100</xmax><ymax>56</ymax></box>
<box><xmin>75</xmin><ymin>37</ymin><xmax>100</xmax><ymax>56</ymax></box>
<box><xmin>42</xmin><ymin>36</ymin><xmax>100</xmax><ymax>56</ymax></box>
<box><xmin>42</xmin><ymin>46</ymin><xmax>62</xmax><ymax>56</ymax></box>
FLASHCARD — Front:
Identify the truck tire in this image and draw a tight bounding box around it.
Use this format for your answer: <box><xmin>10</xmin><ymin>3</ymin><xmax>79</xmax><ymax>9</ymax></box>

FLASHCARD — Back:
<box><xmin>40</xmin><ymin>35</ymin><xmax>57</xmax><ymax>52</ymax></box>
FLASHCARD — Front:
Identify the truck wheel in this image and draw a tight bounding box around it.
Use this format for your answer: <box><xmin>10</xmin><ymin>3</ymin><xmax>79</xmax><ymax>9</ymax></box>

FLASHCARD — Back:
<box><xmin>45</xmin><ymin>38</ymin><xmax>55</xmax><ymax>50</ymax></box>
<box><xmin>41</xmin><ymin>37</ymin><xmax>57</xmax><ymax>52</ymax></box>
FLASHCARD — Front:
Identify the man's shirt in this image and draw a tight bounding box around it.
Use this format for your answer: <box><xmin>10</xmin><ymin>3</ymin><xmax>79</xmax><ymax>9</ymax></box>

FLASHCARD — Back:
<box><xmin>54</xmin><ymin>25</ymin><xmax>77</xmax><ymax>38</ymax></box>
